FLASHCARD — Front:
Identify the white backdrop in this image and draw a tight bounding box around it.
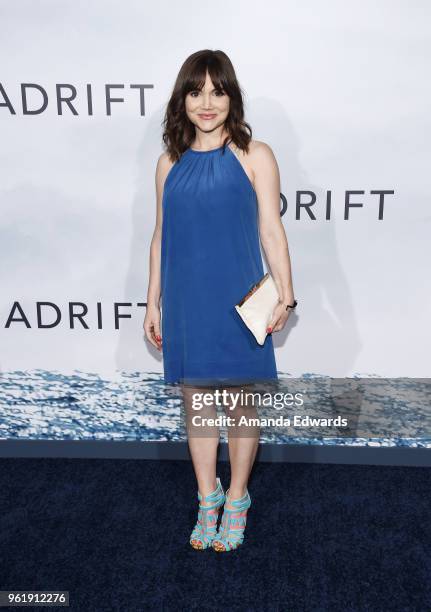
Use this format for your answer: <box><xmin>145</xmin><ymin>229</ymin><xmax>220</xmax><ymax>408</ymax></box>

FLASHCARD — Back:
<box><xmin>1</xmin><ymin>0</ymin><xmax>430</xmax><ymax>380</ymax></box>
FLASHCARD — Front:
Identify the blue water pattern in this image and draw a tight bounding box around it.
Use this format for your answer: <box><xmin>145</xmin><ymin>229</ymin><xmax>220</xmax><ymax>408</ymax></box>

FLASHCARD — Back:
<box><xmin>0</xmin><ymin>370</ymin><xmax>429</xmax><ymax>447</ymax></box>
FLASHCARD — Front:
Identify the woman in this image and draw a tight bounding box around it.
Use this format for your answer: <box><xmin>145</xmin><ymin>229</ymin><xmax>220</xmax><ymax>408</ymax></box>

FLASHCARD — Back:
<box><xmin>144</xmin><ymin>49</ymin><xmax>296</xmax><ymax>552</ymax></box>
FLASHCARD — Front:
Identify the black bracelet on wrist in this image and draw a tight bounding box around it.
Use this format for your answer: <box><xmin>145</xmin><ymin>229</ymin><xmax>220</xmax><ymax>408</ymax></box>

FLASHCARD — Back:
<box><xmin>285</xmin><ymin>299</ymin><xmax>298</xmax><ymax>311</ymax></box>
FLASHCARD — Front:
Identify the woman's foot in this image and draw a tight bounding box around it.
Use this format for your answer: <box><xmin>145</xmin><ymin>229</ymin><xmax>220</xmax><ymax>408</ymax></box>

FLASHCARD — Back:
<box><xmin>190</xmin><ymin>477</ymin><xmax>225</xmax><ymax>550</ymax></box>
<box><xmin>212</xmin><ymin>488</ymin><xmax>251</xmax><ymax>552</ymax></box>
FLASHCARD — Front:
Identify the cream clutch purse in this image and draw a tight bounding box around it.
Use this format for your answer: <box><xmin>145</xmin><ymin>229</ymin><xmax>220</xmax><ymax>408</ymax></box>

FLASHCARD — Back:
<box><xmin>235</xmin><ymin>272</ymin><xmax>280</xmax><ymax>345</ymax></box>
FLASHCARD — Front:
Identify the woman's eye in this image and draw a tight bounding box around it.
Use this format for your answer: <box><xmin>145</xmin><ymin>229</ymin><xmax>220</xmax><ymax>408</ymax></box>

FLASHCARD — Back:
<box><xmin>188</xmin><ymin>89</ymin><xmax>225</xmax><ymax>98</ymax></box>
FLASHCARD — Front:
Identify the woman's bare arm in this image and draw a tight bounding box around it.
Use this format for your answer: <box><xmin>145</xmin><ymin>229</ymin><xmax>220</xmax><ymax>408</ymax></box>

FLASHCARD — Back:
<box><xmin>251</xmin><ymin>141</ymin><xmax>295</xmax><ymax>332</ymax></box>
<box><xmin>144</xmin><ymin>152</ymin><xmax>174</xmax><ymax>350</ymax></box>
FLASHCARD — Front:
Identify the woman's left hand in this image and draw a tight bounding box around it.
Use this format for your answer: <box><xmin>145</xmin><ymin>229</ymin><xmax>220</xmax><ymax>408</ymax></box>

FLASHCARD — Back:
<box><xmin>267</xmin><ymin>301</ymin><xmax>294</xmax><ymax>334</ymax></box>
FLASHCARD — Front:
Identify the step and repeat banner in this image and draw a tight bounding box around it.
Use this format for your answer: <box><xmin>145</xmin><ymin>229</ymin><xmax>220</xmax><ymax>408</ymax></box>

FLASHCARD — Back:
<box><xmin>1</xmin><ymin>1</ymin><xmax>430</xmax><ymax>447</ymax></box>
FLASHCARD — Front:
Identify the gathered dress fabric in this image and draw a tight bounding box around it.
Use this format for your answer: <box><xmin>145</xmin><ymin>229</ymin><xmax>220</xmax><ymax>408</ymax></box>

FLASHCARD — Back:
<box><xmin>160</xmin><ymin>141</ymin><xmax>278</xmax><ymax>387</ymax></box>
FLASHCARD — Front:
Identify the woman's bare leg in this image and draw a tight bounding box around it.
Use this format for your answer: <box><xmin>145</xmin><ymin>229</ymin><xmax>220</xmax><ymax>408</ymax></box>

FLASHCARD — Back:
<box><xmin>181</xmin><ymin>383</ymin><xmax>222</xmax><ymax>549</ymax></box>
<box><xmin>181</xmin><ymin>383</ymin><xmax>220</xmax><ymax>497</ymax></box>
<box><xmin>210</xmin><ymin>384</ymin><xmax>260</xmax><ymax>551</ymax></box>
<box><xmin>222</xmin><ymin>384</ymin><xmax>260</xmax><ymax>504</ymax></box>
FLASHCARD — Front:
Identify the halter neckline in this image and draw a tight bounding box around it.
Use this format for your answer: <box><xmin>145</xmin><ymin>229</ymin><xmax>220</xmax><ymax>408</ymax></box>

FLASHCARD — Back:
<box><xmin>188</xmin><ymin>140</ymin><xmax>232</xmax><ymax>154</ymax></box>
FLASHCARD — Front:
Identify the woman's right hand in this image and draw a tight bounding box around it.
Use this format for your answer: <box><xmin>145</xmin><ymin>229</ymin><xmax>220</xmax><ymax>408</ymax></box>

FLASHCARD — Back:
<box><xmin>144</xmin><ymin>305</ymin><xmax>162</xmax><ymax>351</ymax></box>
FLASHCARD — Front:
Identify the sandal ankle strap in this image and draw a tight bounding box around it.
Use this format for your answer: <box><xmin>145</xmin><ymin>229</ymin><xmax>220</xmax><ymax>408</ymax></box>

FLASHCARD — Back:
<box><xmin>197</xmin><ymin>477</ymin><xmax>225</xmax><ymax>509</ymax></box>
<box><xmin>223</xmin><ymin>488</ymin><xmax>251</xmax><ymax>512</ymax></box>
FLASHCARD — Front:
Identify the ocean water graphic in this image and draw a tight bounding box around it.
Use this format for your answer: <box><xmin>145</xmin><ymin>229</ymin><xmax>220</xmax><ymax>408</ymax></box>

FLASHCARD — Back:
<box><xmin>0</xmin><ymin>370</ymin><xmax>429</xmax><ymax>447</ymax></box>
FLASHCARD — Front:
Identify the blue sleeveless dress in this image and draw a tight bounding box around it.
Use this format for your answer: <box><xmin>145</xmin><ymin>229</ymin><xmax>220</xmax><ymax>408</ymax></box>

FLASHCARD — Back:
<box><xmin>160</xmin><ymin>142</ymin><xmax>278</xmax><ymax>386</ymax></box>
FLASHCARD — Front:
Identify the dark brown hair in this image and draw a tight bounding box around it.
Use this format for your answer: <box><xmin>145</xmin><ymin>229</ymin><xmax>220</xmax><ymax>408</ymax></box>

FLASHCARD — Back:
<box><xmin>162</xmin><ymin>49</ymin><xmax>252</xmax><ymax>162</ymax></box>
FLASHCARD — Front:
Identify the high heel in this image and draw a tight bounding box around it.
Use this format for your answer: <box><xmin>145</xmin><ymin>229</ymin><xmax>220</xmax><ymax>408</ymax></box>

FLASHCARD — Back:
<box><xmin>190</xmin><ymin>477</ymin><xmax>225</xmax><ymax>550</ymax></box>
<box><xmin>212</xmin><ymin>488</ymin><xmax>251</xmax><ymax>552</ymax></box>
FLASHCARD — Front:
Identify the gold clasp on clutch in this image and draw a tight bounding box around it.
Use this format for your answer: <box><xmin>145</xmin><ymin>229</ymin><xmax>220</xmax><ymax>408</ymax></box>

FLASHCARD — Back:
<box><xmin>236</xmin><ymin>273</ymin><xmax>270</xmax><ymax>307</ymax></box>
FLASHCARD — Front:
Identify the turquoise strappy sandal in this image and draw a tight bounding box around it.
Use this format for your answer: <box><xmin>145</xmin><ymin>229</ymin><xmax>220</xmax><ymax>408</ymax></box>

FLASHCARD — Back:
<box><xmin>212</xmin><ymin>488</ymin><xmax>252</xmax><ymax>552</ymax></box>
<box><xmin>190</xmin><ymin>477</ymin><xmax>226</xmax><ymax>550</ymax></box>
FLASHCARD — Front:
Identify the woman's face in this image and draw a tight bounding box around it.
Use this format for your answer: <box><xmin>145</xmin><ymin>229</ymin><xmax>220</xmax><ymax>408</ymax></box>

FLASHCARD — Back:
<box><xmin>185</xmin><ymin>71</ymin><xmax>230</xmax><ymax>134</ymax></box>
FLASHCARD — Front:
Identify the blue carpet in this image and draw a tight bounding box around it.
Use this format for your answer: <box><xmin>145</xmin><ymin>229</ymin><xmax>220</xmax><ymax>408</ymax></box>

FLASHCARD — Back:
<box><xmin>0</xmin><ymin>458</ymin><xmax>430</xmax><ymax>611</ymax></box>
